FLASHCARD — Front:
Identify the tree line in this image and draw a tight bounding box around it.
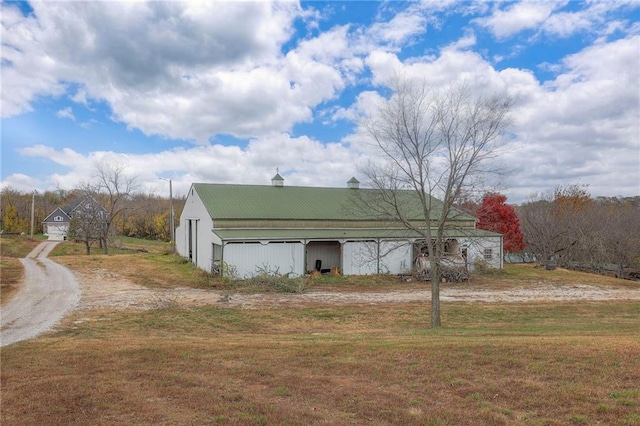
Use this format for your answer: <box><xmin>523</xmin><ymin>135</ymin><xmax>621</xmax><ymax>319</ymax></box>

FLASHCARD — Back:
<box><xmin>517</xmin><ymin>185</ymin><xmax>640</xmax><ymax>279</ymax></box>
<box><xmin>461</xmin><ymin>185</ymin><xmax>640</xmax><ymax>279</ymax></box>
<box><xmin>0</xmin><ymin>187</ymin><xmax>184</xmax><ymax>243</ymax></box>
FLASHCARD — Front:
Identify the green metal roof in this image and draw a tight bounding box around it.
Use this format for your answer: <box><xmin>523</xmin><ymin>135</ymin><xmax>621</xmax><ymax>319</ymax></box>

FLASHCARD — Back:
<box><xmin>214</xmin><ymin>227</ymin><xmax>500</xmax><ymax>241</ymax></box>
<box><xmin>192</xmin><ymin>183</ymin><xmax>476</xmax><ymax>222</ymax></box>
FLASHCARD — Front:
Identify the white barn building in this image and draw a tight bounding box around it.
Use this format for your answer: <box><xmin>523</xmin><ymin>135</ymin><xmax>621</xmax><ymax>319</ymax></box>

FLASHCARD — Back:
<box><xmin>175</xmin><ymin>177</ymin><xmax>503</xmax><ymax>279</ymax></box>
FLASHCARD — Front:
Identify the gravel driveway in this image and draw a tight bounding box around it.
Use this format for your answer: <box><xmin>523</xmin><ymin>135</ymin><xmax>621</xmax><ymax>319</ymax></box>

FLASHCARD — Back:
<box><xmin>73</xmin><ymin>267</ymin><xmax>640</xmax><ymax>311</ymax></box>
<box><xmin>0</xmin><ymin>242</ymin><xmax>81</xmax><ymax>347</ymax></box>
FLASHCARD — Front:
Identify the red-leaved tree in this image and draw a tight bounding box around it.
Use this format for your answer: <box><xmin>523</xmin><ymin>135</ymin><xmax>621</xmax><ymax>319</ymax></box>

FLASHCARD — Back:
<box><xmin>476</xmin><ymin>193</ymin><xmax>525</xmax><ymax>254</ymax></box>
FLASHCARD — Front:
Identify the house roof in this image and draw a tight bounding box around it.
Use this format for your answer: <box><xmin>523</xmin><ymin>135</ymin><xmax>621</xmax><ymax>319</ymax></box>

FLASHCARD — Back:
<box><xmin>62</xmin><ymin>196</ymin><xmax>106</xmax><ymax>215</ymax></box>
<box><xmin>62</xmin><ymin>198</ymin><xmax>85</xmax><ymax>215</ymax></box>
<box><xmin>42</xmin><ymin>207</ymin><xmax>72</xmax><ymax>223</ymax></box>
<box><xmin>192</xmin><ymin>183</ymin><xmax>475</xmax><ymax>222</ymax></box>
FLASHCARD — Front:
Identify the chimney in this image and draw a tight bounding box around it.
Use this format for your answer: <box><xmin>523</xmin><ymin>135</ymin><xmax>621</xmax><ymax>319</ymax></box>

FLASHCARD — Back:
<box><xmin>347</xmin><ymin>177</ymin><xmax>360</xmax><ymax>189</ymax></box>
<box><xmin>271</xmin><ymin>172</ymin><xmax>284</xmax><ymax>187</ymax></box>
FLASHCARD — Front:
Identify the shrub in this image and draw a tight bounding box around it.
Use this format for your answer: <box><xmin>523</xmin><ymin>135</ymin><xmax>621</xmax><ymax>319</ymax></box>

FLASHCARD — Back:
<box><xmin>244</xmin><ymin>265</ymin><xmax>308</xmax><ymax>294</ymax></box>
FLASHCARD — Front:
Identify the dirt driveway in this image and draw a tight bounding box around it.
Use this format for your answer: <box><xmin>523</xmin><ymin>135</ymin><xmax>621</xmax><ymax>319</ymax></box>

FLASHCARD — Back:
<box><xmin>74</xmin><ymin>267</ymin><xmax>640</xmax><ymax>312</ymax></box>
<box><xmin>0</xmin><ymin>242</ymin><xmax>81</xmax><ymax>347</ymax></box>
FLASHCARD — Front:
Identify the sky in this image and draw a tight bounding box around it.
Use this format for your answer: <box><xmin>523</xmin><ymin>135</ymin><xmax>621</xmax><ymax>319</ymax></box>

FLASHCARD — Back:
<box><xmin>1</xmin><ymin>0</ymin><xmax>639</xmax><ymax>204</ymax></box>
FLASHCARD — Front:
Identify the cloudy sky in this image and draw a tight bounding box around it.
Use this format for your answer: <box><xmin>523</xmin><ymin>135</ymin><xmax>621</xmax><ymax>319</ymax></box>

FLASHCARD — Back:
<box><xmin>2</xmin><ymin>0</ymin><xmax>639</xmax><ymax>203</ymax></box>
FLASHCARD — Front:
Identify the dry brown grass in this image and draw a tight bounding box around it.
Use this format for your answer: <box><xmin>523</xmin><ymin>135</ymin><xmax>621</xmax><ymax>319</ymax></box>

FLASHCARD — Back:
<box><xmin>0</xmin><ymin>257</ymin><xmax>23</xmax><ymax>306</ymax></box>
<box><xmin>51</xmin><ymin>238</ymin><xmax>218</xmax><ymax>290</ymax></box>
<box><xmin>3</xmin><ymin>239</ymin><xmax>639</xmax><ymax>425</ymax></box>
<box><xmin>2</xmin><ymin>301</ymin><xmax>639</xmax><ymax>425</ymax></box>
<box><xmin>0</xmin><ymin>235</ymin><xmax>41</xmax><ymax>306</ymax></box>
<box><xmin>468</xmin><ymin>262</ymin><xmax>640</xmax><ymax>289</ymax></box>
<box><xmin>53</xmin><ymin>252</ymin><xmax>216</xmax><ymax>289</ymax></box>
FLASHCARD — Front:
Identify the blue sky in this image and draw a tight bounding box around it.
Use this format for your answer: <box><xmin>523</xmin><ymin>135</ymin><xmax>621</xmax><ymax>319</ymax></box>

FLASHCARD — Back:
<box><xmin>2</xmin><ymin>0</ymin><xmax>639</xmax><ymax>203</ymax></box>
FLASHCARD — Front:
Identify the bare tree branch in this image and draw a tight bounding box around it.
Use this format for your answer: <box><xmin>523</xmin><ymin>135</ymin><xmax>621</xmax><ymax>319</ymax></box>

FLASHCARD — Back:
<box><xmin>358</xmin><ymin>76</ymin><xmax>512</xmax><ymax>327</ymax></box>
<box><xmin>92</xmin><ymin>161</ymin><xmax>140</xmax><ymax>254</ymax></box>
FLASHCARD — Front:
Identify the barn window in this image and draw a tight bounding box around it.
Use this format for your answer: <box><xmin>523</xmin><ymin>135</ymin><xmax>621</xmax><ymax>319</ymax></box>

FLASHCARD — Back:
<box><xmin>213</xmin><ymin>244</ymin><xmax>222</xmax><ymax>261</ymax></box>
<box><xmin>54</xmin><ymin>216</ymin><xmax>63</xmax><ymax>222</ymax></box>
<box><xmin>444</xmin><ymin>239</ymin><xmax>459</xmax><ymax>255</ymax></box>
<box><xmin>484</xmin><ymin>248</ymin><xmax>493</xmax><ymax>261</ymax></box>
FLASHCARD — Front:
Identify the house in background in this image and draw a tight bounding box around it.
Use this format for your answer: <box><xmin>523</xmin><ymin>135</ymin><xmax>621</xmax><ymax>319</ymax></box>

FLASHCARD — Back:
<box><xmin>175</xmin><ymin>176</ymin><xmax>503</xmax><ymax>278</ymax></box>
<box><xmin>42</xmin><ymin>197</ymin><xmax>106</xmax><ymax>241</ymax></box>
<box><xmin>42</xmin><ymin>207</ymin><xmax>73</xmax><ymax>240</ymax></box>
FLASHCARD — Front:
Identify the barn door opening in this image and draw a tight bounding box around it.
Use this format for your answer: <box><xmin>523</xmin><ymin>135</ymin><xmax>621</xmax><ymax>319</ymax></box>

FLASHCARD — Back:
<box><xmin>306</xmin><ymin>241</ymin><xmax>341</xmax><ymax>274</ymax></box>
<box><xmin>188</xmin><ymin>220</ymin><xmax>193</xmax><ymax>261</ymax></box>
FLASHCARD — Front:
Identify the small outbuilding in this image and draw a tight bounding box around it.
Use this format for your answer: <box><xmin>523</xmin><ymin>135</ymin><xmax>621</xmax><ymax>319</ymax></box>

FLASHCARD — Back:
<box><xmin>175</xmin><ymin>176</ymin><xmax>503</xmax><ymax>278</ymax></box>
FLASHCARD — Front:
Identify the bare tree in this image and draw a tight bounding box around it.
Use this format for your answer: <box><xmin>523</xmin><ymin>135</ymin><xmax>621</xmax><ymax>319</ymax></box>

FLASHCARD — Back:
<box><xmin>359</xmin><ymin>76</ymin><xmax>512</xmax><ymax>327</ymax></box>
<box><xmin>519</xmin><ymin>185</ymin><xmax>591</xmax><ymax>268</ymax></box>
<box><xmin>67</xmin><ymin>187</ymin><xmax>107</xmax><ymax>255</ymax></box>
<box><xmin>588</xmin><ymin>201</ymin><xmax>640</xmax><ymax>278</ymax></box>
<box><xmin>93</xmin><ymin>161</ymin><xmax>139</xmax><ymax>254</ymax></box>
<box><xmin>518</xmin><ymin>197</ymin><xmax>568</xmax><ymax>266</ymax></box>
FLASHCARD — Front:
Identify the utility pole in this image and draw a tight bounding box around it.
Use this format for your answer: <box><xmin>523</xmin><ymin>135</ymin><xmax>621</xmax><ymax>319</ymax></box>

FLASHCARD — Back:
<box><xmin>30</xmin><ymin>190</ymin><xmax>36</xmax><ymax>239</ymax></box>
<box><xmin>159</xmin><ymin>178</ymin><xmax>174</xmax><ymax>249</ymax></box>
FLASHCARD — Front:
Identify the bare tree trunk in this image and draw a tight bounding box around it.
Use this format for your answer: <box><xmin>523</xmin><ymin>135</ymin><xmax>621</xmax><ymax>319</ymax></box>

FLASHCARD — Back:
<box><xmin>430</xmin><ymin>267</ymin><xmax>441</xmax><ymax>327</ymax></box>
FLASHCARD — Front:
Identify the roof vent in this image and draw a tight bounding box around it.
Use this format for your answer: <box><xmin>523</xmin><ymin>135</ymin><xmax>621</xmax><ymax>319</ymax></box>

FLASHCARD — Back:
<box><xmin>347</xmin><ymin>177</ymin><xmax>360</xmax><ymax>189</ymax></box>
<box><xmin>271</xmin><ymin>172</ymin><xmax>284</xmax><ymax>187</ymax></box>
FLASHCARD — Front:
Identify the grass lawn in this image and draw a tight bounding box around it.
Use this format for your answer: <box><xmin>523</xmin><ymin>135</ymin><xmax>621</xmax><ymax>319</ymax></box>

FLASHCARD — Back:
<box><xmin>2</xmin><ymin>302</ymin><xmax>639</xmax><ymax>425</ymax></box>
<box><xmin>2</xmin><ymin>237</ymin><xmax>639</xmax><ymax>425</ymax></box>
<box><xmin>0</xmin><ymin>235</ymin><xmax>43</xmax><ymax>306</ymax></box>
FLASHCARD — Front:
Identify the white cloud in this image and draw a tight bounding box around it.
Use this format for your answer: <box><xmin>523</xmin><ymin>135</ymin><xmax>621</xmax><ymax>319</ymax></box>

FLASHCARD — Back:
<box><xmin>476</xmin><ymin>0</ymin><xmax>640</xmax><ymax>41</ymax></box>
<box><xmin>499</xmin><ymin>36</ymin><xmax>640</xmax><ymax>201</ymax></box>
<box><xmin>365</xmin><ymin>50</ymin><xmax>404</xmax><ymax>85</ymax></box>
<box><xmin>56</xmin><ymin>107</ymin><xmax>75</xmax><ymax>121</ymax></box>
<box><xmin>389</xmin><ymin>49</ymin><xmax>508</xmax><ymax>93</ymax></box>
<box><xmin>70</xmin><ymin>88</ymin><xmax>91</xmax><ymax>108</ymax></box>
<box><xmin>332</xmin><ymin>90</ymin><xmax>384</xmax><ymax>124</ymax></box>
<box><xmin>354</xmin><ymin>34</ymin><xmax>640</xmax><ymax>203</ymax></box>
<box><xmin>443</xmin><ymin>31</ymin><xmax>477</xmax><ymax>51</ymax></box>
<box><xmin>475</xmin><ymin>0</ymin><xmax>563</xmax><ymax>39</ymax></box>
<box><xmin>367</xmin><ymin>6</ymin><xmax>428</xmax><ymax>47</ymax></box>
<box><xmin>541</xmin><ymin>8</ymin><xmax>594</xmax><ymax>37</ymax></box>
<box><xmin>0</xmin><ymin>174</ymin><xmax>39</xmax><ymax>192</ymax></box>
<box><xmin>1</xmin><ymin>6</ymin><xmax>67</xmax><ymax>116</ymax></box>
<box><xmin>1</xmin><ymin>1</ymin><xmax>317</xmax><ymax>141</ymax></box>
<box><xmin>20</xmin><ymin>145</ymin><xmax>85</xmax><ymax>167</ymax></box>
<box><xmin>8</xmin><ymin>134</ymin><xmax>363</xmax><ymax>196</ymax></box>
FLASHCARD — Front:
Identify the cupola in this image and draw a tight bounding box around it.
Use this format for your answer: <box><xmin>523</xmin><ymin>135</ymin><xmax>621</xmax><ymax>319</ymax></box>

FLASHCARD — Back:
<box><xmin>347</xmin><ymin>177</ymin><xmax>360</xmax><ymax>189</ymax></box>
<box><xmin>271</xmin><ymin>172</ymin><xmax>284</xmax><ymax>187</ymax></box>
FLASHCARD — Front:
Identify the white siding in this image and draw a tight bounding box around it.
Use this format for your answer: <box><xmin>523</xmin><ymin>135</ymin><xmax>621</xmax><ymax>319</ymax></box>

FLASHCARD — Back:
<box><xmin>224</xmin><ymin>242</ymin><xmax>305</xmax><ymax>279</ymax></box>
<box><xmin>175</xmin><ymin>186</ymin><xmax>214</xmax><ymax>273</ymax></box>
<box><xmin>342</xmin><ymin>241</ymin><xmax>378</xmax><ymax>275</ymax></box>
<box><xmin>457</xmin><ymin>236</ymin><xmax>503</xmax><ymax>270</ymax></box>
<box><xmin>379</xmin><ymin>240</ymin><xmax>413</xmax><ymax>274</ymax></box>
